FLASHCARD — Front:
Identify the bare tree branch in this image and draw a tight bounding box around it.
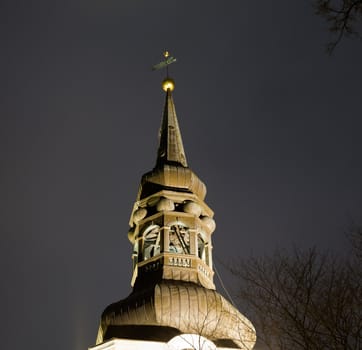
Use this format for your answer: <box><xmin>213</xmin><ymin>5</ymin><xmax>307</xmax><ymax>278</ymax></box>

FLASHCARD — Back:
<box><xmin>314</xmin><ymin>0</ymin><xmax>362</xmax><ymax>53</ymax></box>
<box><xmin>229</xmin><ymin>237</ymin><xmax>362</xmax><ymax>350</ymax></box>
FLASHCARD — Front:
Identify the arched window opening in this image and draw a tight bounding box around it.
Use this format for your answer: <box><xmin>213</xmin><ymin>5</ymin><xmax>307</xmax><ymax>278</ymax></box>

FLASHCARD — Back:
<box><xmin>198</xmin><ymin>233</ymin><xmax>209</xmax><ymax>265</ymax></box>
<box><xmin>143</xmin><ymin>225</ymin><xmax>161</xmax><ymax>260</ymax></box>
<box><xmin>198</xmin><ymin>234</ymin><xmax>205</xmax><ymax>260</ymax></box>
<box><xmin>169</xmin><ymin>224</ymin><xmax>190</xmax><ymax>254</ymax></box>
<box><xmin>132</xmin><ymin>240</ymin><xmax>139</xmax><ymax>270</ymax></box>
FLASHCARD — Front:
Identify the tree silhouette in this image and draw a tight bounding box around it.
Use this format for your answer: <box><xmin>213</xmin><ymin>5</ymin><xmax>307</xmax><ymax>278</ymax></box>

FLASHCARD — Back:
<box><xmin>315</xmin><ymin>0</ymin><xmax>362</xmax><ymax>53</ymax></box>
<box><xmin>229</xmin><ymin>233</ymin><xmax>361</xmax><ymax>350</ymax></box>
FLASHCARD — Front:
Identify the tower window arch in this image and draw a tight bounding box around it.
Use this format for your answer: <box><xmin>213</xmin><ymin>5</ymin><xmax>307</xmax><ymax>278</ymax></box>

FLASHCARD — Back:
<box><xmin>142</xmin><ymin>225</ymin><xmax>161</xmax><ymax>260</ymax></box>
<box><xmin>198</xmin><ymin>233</ymin><xmax>209</xmax><ymax>265</ymax></box>
<box><xmin>168</xmin><ymin>224</ymin><xmax>190</xmax><ymax>254</ymax></box>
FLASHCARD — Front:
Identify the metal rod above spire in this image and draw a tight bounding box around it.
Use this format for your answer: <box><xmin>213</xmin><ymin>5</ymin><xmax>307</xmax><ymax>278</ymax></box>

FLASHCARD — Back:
<box><xmin>152</xmin><ymin>51</ymin><xmax>185</xmax><ymax>166</ymax></box>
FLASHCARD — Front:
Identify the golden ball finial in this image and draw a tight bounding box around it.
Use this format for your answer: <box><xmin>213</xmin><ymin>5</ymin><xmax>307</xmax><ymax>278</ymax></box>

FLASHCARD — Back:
<box><xmin>162</xmin><ymin>78</ymin><xmax>175</xmax><ymax>91</ymax></box>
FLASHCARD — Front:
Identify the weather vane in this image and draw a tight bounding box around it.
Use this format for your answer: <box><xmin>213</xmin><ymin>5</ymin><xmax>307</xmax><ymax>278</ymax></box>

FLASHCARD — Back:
<box><xmin>152</xmin><ymin>50</ymin><xmax>177</xmax><ymax>75</ymax></box>
<box><xmin>152</xmin><ymin>51</ymin><xmax>177</xmax><ymax>91</ymax></box>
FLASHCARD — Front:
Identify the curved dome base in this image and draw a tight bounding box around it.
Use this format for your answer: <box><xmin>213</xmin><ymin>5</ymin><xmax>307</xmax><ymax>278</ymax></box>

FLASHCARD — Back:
<box><xmin>97</xmin><ymin>281</ymin><xmax>256</xmax><ymax>349</ymax></box>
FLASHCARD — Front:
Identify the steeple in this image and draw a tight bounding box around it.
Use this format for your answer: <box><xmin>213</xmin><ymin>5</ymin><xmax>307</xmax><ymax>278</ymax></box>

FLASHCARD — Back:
<box><xmin>128</xmin><ymin>78</ymin><xmax>214</xmax><ymax>290</ymax></box>
<box><xmin>91</xmin><ymin>60</ymin><xmax>256</xmax><ymax>350</ymax></box>
<box><xmin>156</xmin><ymin>88</ymin><xmax>187</xmax><ymax>168</ymax></box>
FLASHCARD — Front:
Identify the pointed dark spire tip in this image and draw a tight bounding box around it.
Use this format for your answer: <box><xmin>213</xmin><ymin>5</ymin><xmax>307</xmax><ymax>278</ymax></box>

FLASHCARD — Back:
<box><xmin>156</xmin><ymin>83</ymin><xmax>188</xmax><ymax>168</ymax></box>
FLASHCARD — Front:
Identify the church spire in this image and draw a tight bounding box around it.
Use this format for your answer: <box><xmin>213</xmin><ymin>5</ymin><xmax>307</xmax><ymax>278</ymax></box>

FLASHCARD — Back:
<box><xmin>156</xmin><ymin>86</ymin><xmax>188</xmax><ymax>167</ymax></box>
<box><xmin>92</xmin><ymin>56</ymin><xmax>256</xmax><ymax>350</ymax></box>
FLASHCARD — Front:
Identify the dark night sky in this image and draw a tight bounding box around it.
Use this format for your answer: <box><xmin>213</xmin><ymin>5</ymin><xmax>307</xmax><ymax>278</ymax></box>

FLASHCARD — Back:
<box><xmin>1</xmin><ymin>1</ymin><xmax>361</xmax><ymax>350</ymax></box>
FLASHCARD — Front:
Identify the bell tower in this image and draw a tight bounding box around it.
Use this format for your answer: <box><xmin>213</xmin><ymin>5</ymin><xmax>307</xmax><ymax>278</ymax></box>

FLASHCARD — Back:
<box><xmin>129</xmin><ymin>85</ymin><xmax>215</xmax><ymax>292</ymax></box>
<box><xmin>90</xmin><ymin>55</ymin><xmax>256</xmax><ymax>350</ymax></box>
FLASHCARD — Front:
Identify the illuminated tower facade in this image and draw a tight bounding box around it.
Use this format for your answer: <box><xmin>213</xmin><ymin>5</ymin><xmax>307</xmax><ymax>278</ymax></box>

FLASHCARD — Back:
<box><xmin>89</xmin><ymin>72</ymin><xmax>256</xmax><ymax>350</ymax></box>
